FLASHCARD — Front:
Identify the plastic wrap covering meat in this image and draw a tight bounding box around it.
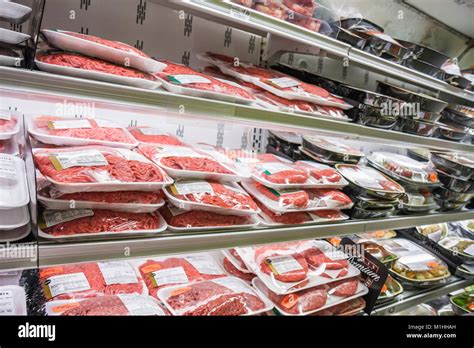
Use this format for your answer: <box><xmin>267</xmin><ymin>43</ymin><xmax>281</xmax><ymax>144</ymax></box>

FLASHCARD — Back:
<box><xmin>222</xmin><ymin>258</ymin><xmax>256</xmax><ymax>282</ymax></box>
<box><xmin>266</xmin><ymin>283</ymin><xmax>329</xmax><ymax>314</ymax></box>
<box><xmin>158</xmin><ymin>277</ymin><xmax>271</xmax><ymax>316</ymax></box>
<box><xmin>255</xmin><ymin>199</ymin><xmax>313</xmax><ymax>224</ymax></box>
<box><xmin>0</xmin><ymin>110</ymin><xmax>19</xmax><ymax>139</ymax></box>
<box><xmin>29</xmin><ymin>116</ymin><xmax>138</xmax><ymax>148</ymax></box>
<box><xmin>307</xmin><ymin>188</ymin><xmax>353</xmax><ymax>209</ymax></box>
<box><xmin>128</xmin><ymin>127</ymin><xmax>183</xmax><ymax>145</ymax></box>
<box><xmin>39</xmin><ymin>209</ymin><xmax>163</xmax><ymax>237</ymax></box>
<box><xmin>39</xmin><ymin>261</ymin><xmax>144</xmax><ymax>301</ymax></box>
<box><xmin>295</xmin><ymin>161</ymin><xmax>348</xmax><ymax>187</ymax></box>
<box><xmin>252</xmin><ymin>181</ymin><xmax>310</xmax><ymax>208</ymax></box>
<box><xmin>134</xmin><ymin>253</ymin><xmax>226</xmax><ymax>298</ymax></box>
<box><xmin>165</xmin><ymin>180</ymin><xmax>259</xmax><ymax>215</ymax></box>
<box><xmin>283</xmin><ymin>0</ymin><xmax>316</xmax><ymax>16</ymax></box>
<box><xmin>45</xmin><ymin>294</ymin><xmax>166</xmax><ymax>316</ymax></box>
<box><xmin>33</xmin><ymin>146</ymin><xmax>172</xmax><ymax>192</ymax></box>
<box><xmin>254</xmin><ymin>91</ymin><xmax>316</xmax><ymax>113</ymax></box>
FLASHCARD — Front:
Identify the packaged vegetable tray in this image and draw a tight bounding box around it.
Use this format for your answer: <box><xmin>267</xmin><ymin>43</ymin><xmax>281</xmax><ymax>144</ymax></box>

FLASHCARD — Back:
<box><xmin>164</xmin><ymin>180</ymin><xmax>259</xmax><ymax>216</ymax></box>
<box><xmin>138</xmin><ymin>144</ymin><xmax>248</xmax><ymax>181</ymax></box>
<box><xmin>235</xmin><ymin>240</ymin><xmax>359</xmax><ymax>295</ymax></box>
<box><xmin>29</xmin><ymin>116</ymin><xmax>138</xmax><ymax>149</ymax></box>
<box><xmin>38</xmin><ymin>209</ymin><xmax>166</xmax><ymax>239</ymax></box>
<box><xmin>157</xmin><ymin>276</ymin><xmax>273</xmax><ymax>316</ymax></box>
<box><xmin>33</xmin><ymin>146</ymin><xmax>173</xmax><ymax>193</ymax></box>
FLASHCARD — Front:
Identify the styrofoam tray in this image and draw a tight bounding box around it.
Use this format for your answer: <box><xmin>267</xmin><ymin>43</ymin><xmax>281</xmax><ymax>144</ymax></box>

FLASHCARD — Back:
<box><xmin>0</xmin><ymin>206</ymin><xmax>30</xmax><ymax>230</ymax></box>
<box><xmin>165</xmin><ymin>213</ymin><xmax>260</xmax><ymax>232</ymax></box>
<box><xmin>235</xmin><ymin>241</ymin><xmax>359</xmax><ymax>295</ymax></box>
<box><xmin>0</xmin><ymin>28</ymin><xmax>30</xmax><ymax>45</ymax></box>
<box><xmin>28</xmin><ymin>118</ymin><xmax>139</xmax><ymax>149</ymax></box>
<box><xmin>157</xmin><ymin>276</ymin><xmax>274</xmax><ymax>316</ymax></box>
<box><xmin>156</xmin><ymin>76</ymin><xmax>255</xmax><ymax>105</ymax></box>
<box><xmin>0</xmin><ymin>55</ymin><xmax>23</xmax><ymax>67</ymax></box>
<box><xmin>0</xmin><ymin>222</ymin><xmax>30</xmax><ymax>242</ymax></box>
<box><xmin>0</xmin><ymin>285</ymin><xmax>27</xmax><ymax>315</ymax></box>
<box><xmin>0</xmin><ymin>2</ymin><xmax>31</xmax><ymax>24</ymax></box>
<box><xmin>38</xmin><ymin>193</ymin><xmax>165</xmax><ymax>213</ymax></box>
<box><xmin>0</xmin><ymin>113</ymin><xmax>20</xmax><ymax>140</ymax></box>
<box><xmin>41</xmin><ymin>29</ymin><xmax>165</xmax><ymax>73</ymax></box>
<box><xmin>252</xmin><ymin>277</ymin><xmax>368</xmax><ymax>316</ymax></box>
<box><xmin>38</xmin><ymin>211</ymin><xmax>167</xmax><ymax>240</ymax></box>
<box><xmin>242</xmin><ymin>180</ymin><xmax>352</xmax><ymax>213</ymax></box>
<box><xmin>163</xmin><ymin>182</ymin><xmax>260</xmax><ymax>216</ymax></box>
<box><xmin>0</xmin><ymin>154</ymin><xmax>29</xmax><ymax>209</ymax></box>
<box><xmin>257</xmin><ymin>210</ymin><xmax>349</xmax><ymax>226</ymax></box>
<box><xmin>35</xmin><ymin>58</ymin><xmax>161</xmax><ymax>90</ymax></box>
<box><xmin>251</xmin><ymin>169</ymin><xmax>329</xmax><ymax>190</ymax></box>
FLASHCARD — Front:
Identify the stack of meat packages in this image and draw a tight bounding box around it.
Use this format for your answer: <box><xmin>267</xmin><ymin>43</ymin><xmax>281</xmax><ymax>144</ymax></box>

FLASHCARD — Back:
<box><xmin>30</xmin><ymin>116</ymin><xmax>173</xmax><ymax>240</ymax></box>
<box><xmin>226</xmin><ymin>240</ymin><xmax>368</xmax><ymax>315</ymax></box>
<box><xmin>199</xmin><ymin>52</ymin><xmax>351</xmax><ymax>121</ymax></box>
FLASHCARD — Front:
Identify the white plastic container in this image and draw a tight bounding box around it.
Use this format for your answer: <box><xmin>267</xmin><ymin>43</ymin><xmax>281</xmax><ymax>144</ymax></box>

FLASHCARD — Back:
<box><xmin>0</xmin><ymin>2</ymin><xmax>31</xmax><ymax>23</ymax></box>
<box><xmin>0</xmin><ymin>154</ymin><xmax>29</xmax><ymax>209</ymax></box>
<box><xmin>28</xmin><ymin>117</ymin><xmax>139</xmax><ymax>149</ymax></box>
<box><xmin>0</xmin><ymin>285</ymin><xmax>27</xmax><ymax>316</ymax></box>
<box><xmin>257</xmin><ymin>209</ymin><xmax>349</xmax><ymax>226</ymax></box>
<box><xmin>0</xmin><ymin>206</ymin><xmax>30</xmax><ymax>230</ymax></box>
<box><xmin>0</xmin><ymin>28</ymin><xmax>30</xmax><ymax>45</ymax></box>
<box><xmin>0</xmin><ymin>222</ymin><xmax>30</xmax><ymax>242</ymax></box>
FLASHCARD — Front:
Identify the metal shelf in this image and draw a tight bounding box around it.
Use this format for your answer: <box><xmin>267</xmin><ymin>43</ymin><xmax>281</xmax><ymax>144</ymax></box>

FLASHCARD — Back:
<box><xmin>153</xmin><ymin>0</ymin><xmax>474</xmax><ymax>104</ymax></box>
<box><xmin>0</xmin><ymin>242</ymin><xmax>38</xmax><ymax>271</ymax></box>
<box><xmin>37</xmin><ymin>210</ymin><xmax>474</xmax><ymax>267</ymax></box>
<box><xmin>371</xmin><ymin>278</ymin><xmax>471</xmax><ymax>315</ymax></box>
<box><xmin>1</xmin><ymin>67</ymin><xmax>474</xmax><ymax>153</ymax></box>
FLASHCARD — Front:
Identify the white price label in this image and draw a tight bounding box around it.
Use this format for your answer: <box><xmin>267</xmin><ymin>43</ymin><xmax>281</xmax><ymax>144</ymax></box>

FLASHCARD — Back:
<box><xmin>167</xmin><ymin>74</ymin><xmax>211</xmax><ymax>85</ymax></box>
<box><xmin>0</xmin><ymin>290</ymin><xmax>14</xmax><ymax>315</ymax></box>
<box><xmin>156</xmin><ymin>146</ymin><xmax>205</xmax><ymax>159</ymax></box>
<box><xmin>0</xmin><ymin>155</ymin><xmax>17</xmax><ymax>181</ymax></box>
<box><xmin>49</xmin><ymin>150</ymin><xmax>108</xmax><ymax>170</ymax></box>
<box><xmin>49</xmin><ymin>119</ymin><xmax>92</xmax><ymax>130</ymax></box>
<box><xmin>172</xmin><ymin>181</ymin><xmax>214</xmax><ymax>195</ymax></box>
<box><xmin>267</xmin><ymin>77</ymin><xmax>300</xmax><ymax>88</ymax></box>
<box><xmin>266</xmin><ymin>255</ymin><xmax>303</xmax><ymax>275</ymax></box>
<box><xmin>151</xmin><ymin>267</ymin><xmax>189</xmax><ymax>287</ymax></box>
<box><xmin>117</xmin><ymin>294</ymin><xmax>165</xmax><ymax>316</ymax></box>
<box><xmin>42</xmin><ymin>209</ymin><xmax>94</xmax><ymax>228</ymax></box>
<box><xmin>98</xmin><ymin>261</ymin><xmax>138</xmax><ymax>285</ymax></box>
<box><xmin>185</xmin><ymin>255</ymin><xmax>223</xmax><ymax>275</ymax></box>
<box><xmin>229</xmin><ymin>6</ymin><xmax>251</xmax><ymax>21</ymax></box>
<box><xmin>45</xmin><ymin>272</ymin><xmax>91</xmax><ymax>298</ymax></box>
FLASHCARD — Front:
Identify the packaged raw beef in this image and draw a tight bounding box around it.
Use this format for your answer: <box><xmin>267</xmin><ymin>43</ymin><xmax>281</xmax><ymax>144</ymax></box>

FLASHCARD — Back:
<box><xmin>242</xmin><ymin>180</ymin><xmax>309</xmax><ymax>209</ymax></box>
<box><xmin>39</xmin><ymin>261</ymin><xmax>145</xmax><ymax>301</ymax></box>
<box><xmin>307</xmin><ymin>188</ymin><xmax>353</xmax><ymax>210</ymax></box>
<box><xmin>255</xmin><ymin>199</ymin><xmax>313</xmax><ymax>224</ymax></box>
<box><xmin>327</xmin><ymin>277</ymin><xmax>359</xmax><ymax>297</ymax></box>
<box><xmin>222</xmin><ymin>249</ymin><xmax>253</xmax><ymax>273</ymax></box>
<box><xmin>158</xmin><ymin>276</ymin><xmax>272</xmax><ymax>316</ymax></box>
<box><xmin>41</xmin><ymin>29</ymin><xmax>165</xmax><ymax>73</ymax></box>
<box><xmin>45</xmin><ymin>294</ymin><xmax>167</xmax><ymax>316</ymax></box>
<box><xmin>254</xmin><ymin>91</ymin><xmax>316</xmax><ymax>113</ymax></box>
<box><xmin>133</xmin><ymin>253</ymin><xmax>226</xmax><ymax>298</ymax></box>
<box><xmin>160</xmin><ymin>205</ymin><xmax>257</xmax><ymax>231</ymax></box>
<box><xmin>38</xmin><ymin>209</ymin><xmax>165</xmax><ymax>238</ymax></box>
<box><xmin>155</xmin><ymin>60</ymin><xmax>255</xmax><ymax>104</ymax></box>
<box><xmin>29</xmin><ymin>116</ymin><xmax>138</xmax><ymax>148</ymax></box>
<box><xmin>128</xmin><ymin>127</ymin><xmax>183</xmax><ymax>145</ymax></box>
<box><xmin>0</xmin><ymin>110</ymin><xmax>20</xmax><ymax>140</ymax></box>
<box><xmin>164</xmin><ymin>180</ymin><xmax>259</xmax><ymax>216</ymax></box>
<box><xmin>236</xmin><ymin>240</ymin><xmax>359</xmax><ymax>294</ymax></box>
<box><xmin>33</xmin><ymin>146</ymin><xmax>172</xmax><ymax>192</ymax></box>
<box><xmin>138</xmin><ymin>144</ymin><xmax>247</xmax><ymax>181</ymax></box>
<box><xmin>295</xmin><ymin>161</ymin><xmax>348</xmax><ymax>187</ymax></box>
<box><xmin>282</xmin><ymin>0</ymin><xmax>316</xmax><ymax>17</ymax></box>
<box><xmin>313</xmin><ymin>297</ymin><xmax>366</xmax><ymax>316</ymax></box>
<box><xmin>252</xmin><ymin>158</ymin><xmax>318</xmax><ymax>188</ymax></box>
<box><xmin>35</xmin><ymin>52</ymin><xmax>160</xmax><ymax>89</ymax></box>
<box><xmin>253</xmin><ymin>0</ymin><xmax>289</xmax><ymax>20</ymax></box>
<box><xmin>38</xmin><ymin>186</ymin><xmax>164</xmax><ymax>213</ymax></box>
<box><xmin>202</xmin><ymin>65</ymin><xmax>264</xmax><ymax>94</ymax></box>
<box><xmin>222</xmin><ymin>258</ymin><xmax>256</xmax><ymax>282</ymax></box>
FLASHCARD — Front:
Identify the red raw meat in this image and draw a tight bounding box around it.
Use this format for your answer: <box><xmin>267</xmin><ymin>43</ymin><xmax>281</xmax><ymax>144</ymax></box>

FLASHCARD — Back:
<box><xmin>59</xmin><ymin>296</ymin><xmax>130</xmax><ymax>316</ymax></box>
<box><xmin>223</xmin><ymin>258</ymin><xmax>255</xmax><ymax>282</ymax></box>
<box><xmin>64</xmin><ymin>31</ymin><xmax>148</xmax><ymax>57</ymax></box>
<box><xmin>254</xmin><ymin>0</ymin><xmax>289</xmax><ymax>19</ymax></box>
<box><xmin>128</xmin><ymin>127</ymin><xmax>183</xmax><ymax>145</ymax></box>
<box><xmin>283</xmin><ymin>0</ymin><xmax>316</xmax><ymax>16</ymax></box>
<box><xmin>34</xmin><ymin>147</ymin><xmax>164</xmax><ymax>184</ymax></box>
<box><xmin>328</xmin><ymin>278</ymin><xmax>359</xmax><ymax>297</ymax></box>
<box><xmin>161</xmin><ymin>207</ymin><xmax>251</xmax><ymax>228</ymax></box>
<box><xmin>257</xmin><ymin>162</ymin><xmax>309</xmax><ymax>184</ymax></box>
<box><xmin>308</xmin><ymin>188</ymin><xmax>352</xmax><ymax>206</ymax></box>
<box><xmin>156</xmin><ymin>61</ymin><xmax>254</xmax><ymax>101</ymax></box>
<box><xmin>138</xmin><ymin>257</ymin><xmax>224</xmax><ymax>298</ymax></box>
<box><xmin>34</xmin><ymin>117</ymin><xmax>134</xmax><ymax>144</ymax></box>
<box><xmin>297</xmin><ymin>163</ymin><xmax>343</xmax><ymax>183</ymax></box>
<box><xmin>255</xmin><ymin>182</ymin><xmax>309</xmax><ymax>208</ymax></box>
<box><xmin>302</xmin><ymin>247</ymin><xmax>348</xmax><ymax>270</ymax></box>
<box><xmin>166</xmin><ymin>279</ymin><xmax>266</xmax><ymax>316</ymax></box>
<box><xmin>38</xmin><ymin>52</ymin><xmax>155</xmax><ymax>80</ymax></box>
<box><xmin>170</xmin><ymin>182</ymin><xmax>258</xmax><ymax>212</ymax></box>
<box><xmin>311</xmin><ymin>210</ymin><xmax>345</xmax><ymax>219</ymax></box>
<box><xmin>256</xmin><ymin>91</ymin><xmax>316</xmax><ymax>112</ymax></box>
<box><xmin>267</xmin><ymin>285</ymin><xmax>328</xmax><ymax>314</ymax></box>
<box><xmin>49</xmin><ymin>190</ymin><xmax>164</xmax><ymax>204</ymax></box>
<box><xmin>42</xmin><ymin>210</ymin><xmax>161</xmax><ymax>236</ymax></box>
<box><xmin>0</xmin><ymin>117</ymin><xmax>17</xmax><ymax>133</ymax></box>
<box><xmin>39</xmin><ymin>262</ymin><xmax>143</xmax><ymax>301</ymax></box>
<box><xmin>229</xmin><ymin>249</ymin><xmax>248</xmax><ymax>270</ymax></box>
<box><xmin>256</xmin><ymin>199</ymin><xmax>312</xmax><ymax>224</ymax></box>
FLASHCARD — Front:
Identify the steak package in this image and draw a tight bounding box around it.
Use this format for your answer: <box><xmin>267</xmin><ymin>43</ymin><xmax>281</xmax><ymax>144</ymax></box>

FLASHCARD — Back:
<box><xmin>38</xmin><ymin>209</ymin><xmax>166</xmax><ymax>238</ymax></box>
<box><xmin>0</xmin><ymin>110</ymin><xmax>20</xmax><ymax>140</ymax></box>
<box><xmin>158</xmin><ymin>276</ymin><xmax>272</xmax><ymax>316</ymax></box>
<box><xmin>39</xmin><ymin>261</ymin><xmax>145</xmax><ymax>301</ymax></box>
<box><xmin>295</xmin><ymin>161</ymin><xmax>349</xmax><ymax>188</ymax></box>
<box><xmin>155</xmin><ymin>60</ymin><xmax>255</xmax><ymax>103</ymax></box>
<box><xmin>128</xmin><ymin>127</ymin><xmax>183</xmax><ymax>146</ymax></box>
<box><xmin>164</xmin><ymin>180</ymin><xmax>259</xmax><ymax>216</ymax></box>
<box><xmin>133</xmin><ymin>253</ymin><xmax>226</xmax><ymax>298</ymax></box>
<box><xmin>29</xmin><ymin>116</ymin><xmax>138</xmax><ymax>148</ymax></box>
<box><xmin>160</xmin><ymin>205</ymin><xmax>258</xmax><ymax>231</ymax></box>
<box><xmin>253</xmin><ymin>276</ymin><xmax>367</xmax><ymax>316</ymax></box>
<box><xmin>33</xmin><ymin>146</ymin><xmax>173</xmax><ymax>193</ymax></box>
<box><xmin>236</xmin><ymin>240</ymin><xmax>359</xmax><ymax>294</ymax></box>
<box><xmin>38</xmin><ymin>186</ymin><xmax>165</xmax><ymax>213</ymax></box>
<box><xmin>45</xmin><ymin>294</ymin><xmax>167</xmax><ymax>316</ymax></box>
<box><xmin>138</xmin><ymin>144</ymin><xmax>248</xmax><ymax>181</ymax></box>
